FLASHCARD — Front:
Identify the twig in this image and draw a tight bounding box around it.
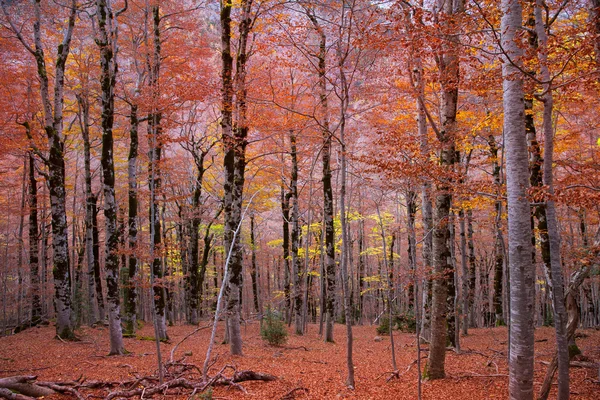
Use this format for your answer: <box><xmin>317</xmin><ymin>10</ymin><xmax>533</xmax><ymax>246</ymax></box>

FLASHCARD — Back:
<box><xmin>169</xmin><ymin>324</ymin><xmax>211</xmax><ymax>363</ymax></box>
<box><xmin>280</xmin><ymin>387</ymin><xmax>309</xmax><ymax>400</ymax></box>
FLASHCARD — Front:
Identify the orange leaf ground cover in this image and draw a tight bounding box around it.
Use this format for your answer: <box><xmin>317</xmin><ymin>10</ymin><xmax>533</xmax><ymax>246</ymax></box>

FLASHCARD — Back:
<box><xmin>1</xmin><ymin>323</ymin><xmax>598</xmax><ymax>399</ymax></box>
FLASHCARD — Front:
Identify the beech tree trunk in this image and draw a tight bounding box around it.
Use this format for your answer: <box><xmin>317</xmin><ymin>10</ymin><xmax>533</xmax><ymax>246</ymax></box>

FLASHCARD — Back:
<box><xmin>148</xmin><ymin>4</ymin><xmax>167</xmax><ymax>341</ymax></box>
<box><xmin>281</xmin><ymin>186</ymin><xmax>291</xmax><ymax>322</ymax></box>
<box><xmin>501</xmin><ymin>0</ymin><xmax>536</xmax><ymax>397</ymax></box>
<box><xmin>250</xmin><ymin>214</ymin><xmax>259</xmax><ymax>313</ymax></box>
<box><xmin>123</xmin><ymin>102</ymin><xmax>138</xmax><ymax>335</ymax></box>
<box><xmin>290</xmin><ymin>132</ymin><xmax>303</xmax><ymax>335</ymax></box>
<box><xmin>96</xmin><ymin>0</ymin><xmax>124</xmax><ymax>355</ymax></box>
<box><xmin>427</xmin><ymin>0</ymin><xmax>463</xmax><ymax>379</ymax></box>
<box><xmin>2</xmin><ymin>0</ymin><xmax>79</xmax><ymax>339</ymax></box>
<box><xmin>28</xmin><ymin>152</ymin><xmax>41</xmax><ymax>325</ymax></box>
<box><xmin>221</xmin><ymin>0</ymin><xmax>253</xmax><ymax>355</ymax></box>
<box><xmin>306</xmin><ymin>9</ymin><xmax>336</xmax><ymax>343</ymax></box>
<box><xmin>534</xmin><ymin>3</ymin><xmax>569</xmax><ymax>396</ymax></box>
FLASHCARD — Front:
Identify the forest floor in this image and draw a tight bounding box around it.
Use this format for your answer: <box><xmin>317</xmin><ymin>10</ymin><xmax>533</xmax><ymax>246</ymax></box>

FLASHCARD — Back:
<box><xmin>1</xmin><ymin>322</ymin><xmax>599</xmax><ymax>399</ymax></box>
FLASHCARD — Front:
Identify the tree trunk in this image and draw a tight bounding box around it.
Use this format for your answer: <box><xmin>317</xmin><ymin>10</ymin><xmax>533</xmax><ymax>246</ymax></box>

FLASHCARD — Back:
<box><xmin>281</xmin><ymin>186</ymin><xmax>291</xmax><ymax>322</ymax></box>
<box><xmin>28</xmin><ymin>152</ymin><xmax>41</xmax><ymax>325</ymax></box>
<box><xmin>96</xmin><ymin>0</ymin><xmax>124</xmax><ymax>355</ymax></box>
<box><xmin>123</xmin><ymin>102</ymin><xmax>138</xmax><ymax>335</ymax></box>
<box><xmin>306</xmin><ymin>9</ymin><xmax>336</xmax><ymax>343</ymax></box>
<box><xmin>501</xmin><ymin>0</ymin><xmax>536</xmax><ymax>397</ymax></box>
<box><xmin>148</xmin><ymin>4</ymin><xmax>168</xmax><ymax>341</ymax></box>
<box><xmin>250</xmin><ymin>214</ymin><xmax>259</xmax><ymax>313</ymax></box>
<box><xmin>290</xmin><ymin>132</ymin><xmax>303</xmax><ymax>335</ymax></box>
<box><xmin>221</xmin><ymin>0</ymin><xmax>253</xmax><ymax>356</ymax></box>
<box><xmin>427</xmin><ymin>0</ymin><xmax>463</xmax><ymax>378</ymax></box>
<box><xmin>534</xmin><ymin>3</ymin><xmax>569</xmax><ymax>396</ymax></box>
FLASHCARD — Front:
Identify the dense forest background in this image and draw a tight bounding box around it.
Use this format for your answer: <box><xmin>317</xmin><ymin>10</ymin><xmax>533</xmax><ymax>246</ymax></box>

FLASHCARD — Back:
<box><xmin>0</xmin><ymin>0</ymin><xmax>599</xmax><ymax>398</ymax></box>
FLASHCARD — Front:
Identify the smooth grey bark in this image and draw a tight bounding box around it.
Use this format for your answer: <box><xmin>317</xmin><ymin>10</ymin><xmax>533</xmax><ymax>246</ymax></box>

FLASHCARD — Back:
<box><xmin>336</xmin><ymin>12</ymin><xmax>355</xmax><ymax>383</ymax></box>
<box><xmin>501</xmin><ymin>0</ymin><xmax>536</xmax><ymax>397</ymax></box>
<box><xmin>534</xmin><ymin>3</ymin><xmax>569</xmax><ymax>397</ymax></box>
<box><xmin>96</xmin><ymin>0</ymin><xmax>125</xmax><ymax>355</ymax></box>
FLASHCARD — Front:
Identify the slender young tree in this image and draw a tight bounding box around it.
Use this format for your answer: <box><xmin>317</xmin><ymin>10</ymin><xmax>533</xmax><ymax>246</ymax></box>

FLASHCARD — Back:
<box><xmin>28</xmin><ymin>149</ymin><xmax>41</xmax><ymax>325</ymax></box>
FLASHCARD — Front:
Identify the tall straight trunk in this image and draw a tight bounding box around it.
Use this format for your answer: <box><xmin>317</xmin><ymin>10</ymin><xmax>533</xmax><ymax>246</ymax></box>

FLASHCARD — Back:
<box><xmin>221</xmin><ymin>0</ymin><xmax>253</xmax><ymax>356</ymax></box>
<box><xmin>467</xmin><ymin>210</ymin><xmax>476</xmax><ymax>327</ymax></box>
<box><xmin>3</xmin><ymin>0</ymin><xmax>79</xmax><ymax>339</ymax></box>
<box><xmin>77</xmin><ymin>94</ymin><xmax>100</xmax><ymax>325</ymax></box>
<box><xmin>501</xmin><ymin>0</ymin><xmax>536</xmax><ymax>397</ymax></box>
<box><xmin>407</xmin><ymin>191</ymin><xmax>417</xmax><ymax>311</ymax></box>
<box><xmin>96</xmin><ymin>0</ymin><xmax>124</xmax><ymax>355</ymax></box>
<box><xmin>306</xmin><ymin>9</ymin><xmax>336</xmax><ymax>343</ymax></box>
<box><xmin>250</xmin><ymin>214</ymin><xmax>259</xmax><ymax>313</ymax></box>
<box><xmin>188</xmin><ymin>150</ymin><xmax>207</xmax><ymax>324</ymax></box>
<box><xmin>412</xmin><ymin>33</ymin><xmax>433</xmax><ymax>342</ymax></box>
<box><xmin>427</xmin><ymin>0</ymin><xmax>463</xmax><ymax>379</ymax></box>
<box><xmin>534</xmin><ymin>3</ymin><xmax>569</xmax><ymax>397</ymax></box>
<box><xmin>488</xmin><ymin>135</ymin><xmax>506</xmax><ymax>326</ymax></box>
<box><xmin>90</xmin><ymin>192</ymin><xmax>105</xmax><ymax>325</ymax></box>
<box><xmin>290</xmin><ymin>132</ymin><xmax>304</xmax><ymax>335</ymax></box>
<box><xmin>281</xmin><ymin>186</ymin><xmax>291</xmax><ymax>321</ymax></box>
<box><xmin>447</xmin><ymin>214</ymin><xmax>458</xmax><ymax>349</ymax></box>
<box><xmin>123</xmin><ymin>103</ymin><xmax>138</xmax><ymax>335</ymax></box>
<box><xmin>28</xmin><ymin>152</ymin><xmax>41</xmax><ymax>325</ymax></box>
<box><xmin>17</xmin><ymin>156</ymin><xmax>26</xmax><ymax>327</ymax></box>
<box><xmin>459</xmin><ymin>210</ymin><xmax>468</xmax><ymax>335</ymax></box>
<box><xmin>148</xmin><ymin>4</ymin><xmax>167</xmax><ymax>341</ymax></box>
<box><xmin>357</xmin><ymin>211</ymin><xmax>365</xmax><ymax>324</ymax></box>
<box><xmin>337</xmin><ymin>32</ymin><xmax>354</xmax><ymax>385</ymax></box>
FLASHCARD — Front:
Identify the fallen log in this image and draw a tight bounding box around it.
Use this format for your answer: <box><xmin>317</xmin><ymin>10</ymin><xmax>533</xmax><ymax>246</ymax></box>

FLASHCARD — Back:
<box><xmin>0</xmin><ymin>387</ymin><xmax>35</xmax><ymax>400</ymax></box>
<box><xmin>0</xmin><ymin>376</ymin><xmax>55</xmax><ymax>398</ymax></box>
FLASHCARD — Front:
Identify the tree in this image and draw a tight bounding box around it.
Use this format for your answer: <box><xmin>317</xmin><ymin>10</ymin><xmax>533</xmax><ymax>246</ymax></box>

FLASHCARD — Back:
<box><xmin>501</xmin><ymin>0</ymin><xmax>536</xmax><ymax>397</ymax></box>
<box><xmin>427</xmin><ymin>0</ymin><xmax>464</xmax><ymax>379</ymax></box>
<box><xmin>95</xmin><ymin>0</ymin><xmax>126</xmax><ymax>355</ymax></box>
<box><xmin>2</xmin><ymin>0</ymin><xmax>78</xmax><ymax>339</ymax></box>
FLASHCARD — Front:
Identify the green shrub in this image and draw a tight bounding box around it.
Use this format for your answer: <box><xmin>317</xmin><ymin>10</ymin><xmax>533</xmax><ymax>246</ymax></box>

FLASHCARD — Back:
<box><xmin>376</xmin><ymin>316</ymin><xmax>390</xmax><ymax>335</ymax></box>
<box><xmin>261</xmin><ymin>308</ymin><xmax>288</xmax><ymax>346</ymax></box>
<box><xmin>395</xmin><ymin>312</ymin><xmax>417</xmax><ymax>333</ymax></box>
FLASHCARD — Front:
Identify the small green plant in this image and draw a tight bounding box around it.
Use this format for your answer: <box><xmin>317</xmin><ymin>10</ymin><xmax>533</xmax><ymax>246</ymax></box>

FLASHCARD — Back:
<box><xmin>376</xmin><ymin>316</ymin><xmax>390</xmax><ymax>335</ymax></box>
<box><xmin>261</xmin><ymin>307</ymin><xmax>288</xmax><ymax>346</ymax></box>
<box><xmin>395</xmin><ymin>312</ymin><xmax>417</xmax><ymax>333</ymax></box>
<box><xmin>197</xmin><ymin>387</ymin><xmax>213</xmax><ymax>400</ymax></box>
